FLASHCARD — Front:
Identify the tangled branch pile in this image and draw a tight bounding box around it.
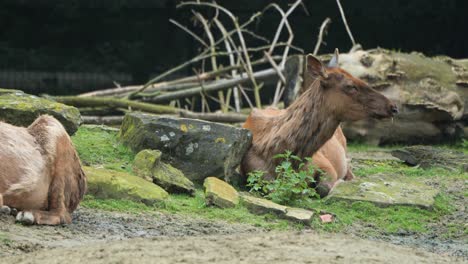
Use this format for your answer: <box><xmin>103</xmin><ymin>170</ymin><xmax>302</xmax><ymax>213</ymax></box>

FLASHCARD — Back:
<box><xmin>55</xmin><ymin>0</ymin><xmax>356</xmax><ymax>125</ymax></box>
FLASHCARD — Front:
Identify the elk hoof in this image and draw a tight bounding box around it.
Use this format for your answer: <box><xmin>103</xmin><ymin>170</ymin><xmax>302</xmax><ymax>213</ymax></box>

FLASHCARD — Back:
<box><xmin>0</xmin><ymin>206</ymin><xmax>11</xmax><ymax>215</ymax></box>
<box><xmin>316</xmin><ymin>183</ymin><xmax>332</xmax><ymax>198</ymax></box>
<box><xmin>16</xmin><ymin>211</ymin><xmax>35</xmax><ymax>225</ymax></box>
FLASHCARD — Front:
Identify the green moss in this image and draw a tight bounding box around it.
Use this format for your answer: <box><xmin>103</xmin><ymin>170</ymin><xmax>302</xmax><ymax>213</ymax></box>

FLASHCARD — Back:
<box><xmin>133</xmin><ymin>149</ymin><xmax>161</xmax><ymax>181</ymax></box>
<box><xmin>81</xmin><ymin>195</ymin><xmax>154</xmax><ymax>213</ymax></box>
<box><xmin>72</xmin><ymin>125</ymin><xmax>135</xmax><ymax>173</ymax></box>
<box><xmin>84</xmin><ymin>166</ymin><xmax>168</xmax><ymax>205</ymax></box>
<box><xmin>0</xmin><ymin>232</ymin><xmax>11</xmax><ymax>245</ymax></box>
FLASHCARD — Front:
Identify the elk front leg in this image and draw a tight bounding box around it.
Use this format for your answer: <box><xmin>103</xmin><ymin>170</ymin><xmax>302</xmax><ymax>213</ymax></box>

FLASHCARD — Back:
<box><xmin>308</xmin><ymin>156</ymin><xmax>338</xmax><ymax>198</ymax></box>
<box><xmin>344</xmin><ymin>168</ymin><xmax>355</xmax><ymax>181</ymax></box>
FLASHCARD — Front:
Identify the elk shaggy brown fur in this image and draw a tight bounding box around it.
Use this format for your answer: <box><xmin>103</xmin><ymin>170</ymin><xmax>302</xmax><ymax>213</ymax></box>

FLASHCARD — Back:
<box><xmin>241</xmin><ymin>50</ymin><xmax>397</xmax><ymax>197</ymax></box>
<box><xmin>0</xmin><ymin>115</ymin><xmax>86</xmax><ymax>225</ymax></box>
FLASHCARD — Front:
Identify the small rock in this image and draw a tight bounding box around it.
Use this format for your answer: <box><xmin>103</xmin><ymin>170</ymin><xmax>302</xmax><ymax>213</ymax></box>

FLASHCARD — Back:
<box><xmin>119</xmin><ymin>112</ymin><xmax>252</xmax><ymax>182</ymax></box>
<box><xmin>284</xmin><ymin>207</ymin><xmax>314</xmax><ymax>224</ymax></box>
<box><xmin>85</xmin><ymin>166</ymin><xmax>168</xmax><ymax>205</ymax></box>
<box><xmin>133</xmin><ymin>149</ymin><xmax>195</xmax><ymax>195</ymax></box>
<box><xmin>239</xmin><ymin>194</ymin><xmax>287</xmax><ymax>215</ymax></box>
<box><xmin>320</xmin><ymin>214</ymin><xmax>334</xmax><ymax>223</ymax></box>
<box><xmin>204</xmin><ymin>177</ymin><xmax>239</xmax><ymax>208</ymax></box>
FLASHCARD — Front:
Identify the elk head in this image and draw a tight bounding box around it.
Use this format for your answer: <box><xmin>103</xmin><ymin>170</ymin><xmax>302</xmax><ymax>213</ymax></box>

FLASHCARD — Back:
<box><xmin>306</xmin><ymin>49</ymin><xmax>398</xmax><ymax>122</ymax></box>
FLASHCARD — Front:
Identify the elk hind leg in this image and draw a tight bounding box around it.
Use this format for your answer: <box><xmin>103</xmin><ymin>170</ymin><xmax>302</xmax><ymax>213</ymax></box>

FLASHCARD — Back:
<box><xmin>16</xmin><ymin>171</ymin><xmax>71</xmax><ymax>225</ymax></box>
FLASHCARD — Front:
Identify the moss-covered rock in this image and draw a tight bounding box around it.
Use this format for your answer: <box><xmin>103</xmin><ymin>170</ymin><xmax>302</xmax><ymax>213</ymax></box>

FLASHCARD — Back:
<box><xmin>239</xmin><ymin>193</ymin><xmax>314</xmax><ymax>223</ymax></box>
<box><xmin>284</xmin><ymin>207</ymin><xmax>314</xmax><ymax>224</ymax></box>
<box><xmin>84</xmin><ymin>166</ymin><xmax>168</xmax><ymax>205</ymax></box>
<box><xmin>133</xmin><ymin>149</ymin><xmax>195</xmax><ymax>195</ymax></box>
<box><xmin>327</xmin><ymin>173</ymin><xmax>439</xmax><ymax>209</ymax></box>
<box><xmin>0</xmin><ymin>89</ymin><xmax>81</xmax><ymax>134</ymax></box>
<box><xmin>119</xmin><ymin>112</ymin><xmax>252</xmax><ymax>182</ymax></box>
<box><xmin>240</xmin><ymin>193</ymin><xmax>287</xmax><ymax>215</ymax></box>
<box><xmin>204</xmin><ymin>177</ymin><xmax>239</xmax><ymax>208</ymax></box>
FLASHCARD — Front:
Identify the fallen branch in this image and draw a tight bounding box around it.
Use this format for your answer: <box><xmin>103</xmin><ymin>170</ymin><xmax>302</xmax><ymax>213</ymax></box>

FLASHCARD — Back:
<box><xmin>82</xmin><ymin>116</ymin><xmax>125</xmax><ymax>126</ymax></box>
<box><xmin>54</xmin><ymin>96</ymin><xmax>180</xmax><ymax>114</ymax></box>
<box><xmin>141</xmin><ymin>68</ymin><xmax>279</xmax><ymax>103</ymax></box>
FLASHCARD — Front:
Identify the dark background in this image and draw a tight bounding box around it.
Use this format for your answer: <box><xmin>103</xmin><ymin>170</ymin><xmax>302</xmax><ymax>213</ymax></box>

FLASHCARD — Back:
<box><xmin>0</xmin><ymin>0</ymin><xmax>466</xmax><ymax>94</ymax></box>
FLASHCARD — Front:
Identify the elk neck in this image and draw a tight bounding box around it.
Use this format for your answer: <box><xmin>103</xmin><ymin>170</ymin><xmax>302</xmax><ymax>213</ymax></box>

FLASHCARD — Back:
<box><xmin>260</xmin><ymin>80</ymin><xmax>341</xmax><ymax>160</ymax></box>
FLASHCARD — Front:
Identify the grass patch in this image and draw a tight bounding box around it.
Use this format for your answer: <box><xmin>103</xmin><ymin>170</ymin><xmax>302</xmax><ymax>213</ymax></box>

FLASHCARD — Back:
<box><xmin>0</xmin><ymin>232</ymin><xmax>11</xmax><ymax>245</ymax></box>
<box><xmin>72</xmin><ymin>126</ymin><xmax>135</xmax><ymax>173</ymax></box>
<box><xmin>347</xmin><ymin>143</ymin><xmax>401</xmax><ymax>152</ymax></box>
<box><xmin>81</xmin><ymin>191</ymin><xmax>300</xmax><ymax>231</ymax></box>
<box><xmin>72</xmin><ymin>125</ymin><xmax>465</xmax><ymax>237</ymax></box>
<box><xmin>307</xmin><ymin>193</ymin><xmax>455</xmax><ymax>234</ymax></box>
<box><xmin>352</xmin><ymin>159</ymin><xmax>467</xmax><ymax>178</ymax></box>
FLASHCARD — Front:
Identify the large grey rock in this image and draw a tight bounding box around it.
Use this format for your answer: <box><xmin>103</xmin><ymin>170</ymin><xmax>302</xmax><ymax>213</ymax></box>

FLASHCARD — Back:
<box><xmin>204</xmin><ymin>177</ymin><xmax>239</xmax><ymax>208</ymax></box>
<box><xmin>327</xmin><ymin>174</ymin><xmax>439</xmax><ymax>209</ymax></box>
<box><xmin>119</xmin><ymin>112</ymin><xmax>252</xmax><ymax>182</ymax></box>
<box><xmin>0</xmin><ymin>88</ymin><xmax>81</xmax><ymax>134</ymax></box>
<box><xmin>133</xmin><ymin>149</ymin><xmax>195</xmax><ymax>195</ymax></box>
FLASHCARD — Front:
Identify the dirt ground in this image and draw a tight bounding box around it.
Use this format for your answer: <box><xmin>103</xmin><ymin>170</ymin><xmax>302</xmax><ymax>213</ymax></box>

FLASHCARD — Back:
<box><xmin>0</xmin><ymin>208</ymin><xmax>466</xmax><ymax>264</ymax></box>
<box><xmin>0</xmin><ymin>150</ymin><xmax>466</xmax><ymax>263</ymax></box>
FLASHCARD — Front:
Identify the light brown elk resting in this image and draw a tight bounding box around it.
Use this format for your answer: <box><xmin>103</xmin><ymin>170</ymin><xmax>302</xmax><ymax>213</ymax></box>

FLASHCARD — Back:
<box><xmin>0</xmin><ymin>115</ymin><xmax>86</xmax><ymax>225</ymax></box>
<box><xmin>241</xmin><ymin>50</ymin><xmax>398</xmax><ymax>197</ymax></box>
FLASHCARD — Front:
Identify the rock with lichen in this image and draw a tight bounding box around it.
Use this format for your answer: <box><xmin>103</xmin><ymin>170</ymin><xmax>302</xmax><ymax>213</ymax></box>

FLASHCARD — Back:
<box><xmin>327</xmin><ymin>173</ymin><xmax>439</xmax><ymax>209</ymax></box>
<box><xmin>204</xmin><ymin>177</ymin><xmax>239</xmax><ymax>208</ymax></box>
<box><xmin>0</xmin><ymin>88</ymin><xmax>81</xmax><ymax>134</ymax></box>
<box><xmin>119</xmin><ymin>112</ymin><xmax>252</xmax><ymax>182</ymax></box>
<box><xmin>133</xmin><ymin>149</ymin><xmax>195</xmax><ymax>195</ymax></box>
<box><xmin>239</xmin><ymin>193</ymin><xmax>314</xmax><ymax>224</ymax></box>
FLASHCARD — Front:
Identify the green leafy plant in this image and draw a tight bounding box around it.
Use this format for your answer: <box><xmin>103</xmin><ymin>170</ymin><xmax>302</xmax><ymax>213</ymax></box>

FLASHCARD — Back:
<box><xmin>462</xmin><ymin>139</ymin><xmax>468</xmax><ymax>149</ymax></box>
<box><xmin>247</xmin><ymin>151</ymin><xmax>319</xmax><ymax>205</ymax></box>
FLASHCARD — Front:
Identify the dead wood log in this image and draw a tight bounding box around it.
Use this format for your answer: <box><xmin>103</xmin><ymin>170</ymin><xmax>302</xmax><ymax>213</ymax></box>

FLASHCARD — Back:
<box><xmin>141</xmin><ymin>68</ymin><xmax>279</xmax><ymax>103</ymax></box>
<box><xmin>54</xmin><ymin>96</ymin><xmax>180</xmax><ymax>114</ymax></box>
<box><xmin>82</xmin><ymin>116</ymin><xmax>125</xmax><ymax>126</ymax></box>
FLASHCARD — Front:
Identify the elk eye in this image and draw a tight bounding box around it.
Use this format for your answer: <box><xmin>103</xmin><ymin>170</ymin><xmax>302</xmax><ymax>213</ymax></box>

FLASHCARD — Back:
<box><xmin>346</xmin><ymin>85</ymin><xmax>358</xmax><ymax>94</ymax></box>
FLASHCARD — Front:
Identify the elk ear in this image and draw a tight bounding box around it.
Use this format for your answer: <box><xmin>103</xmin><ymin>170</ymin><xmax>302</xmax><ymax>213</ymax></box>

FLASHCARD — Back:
<box><xmin>328</xmin><ymin>48</ymin><xmax>339</xmax><ymax>68</ymax></box>
<box><xmin>306</xmin><ymin>54</ymin><xmax>328</xmax><ymax>79</ymax></box>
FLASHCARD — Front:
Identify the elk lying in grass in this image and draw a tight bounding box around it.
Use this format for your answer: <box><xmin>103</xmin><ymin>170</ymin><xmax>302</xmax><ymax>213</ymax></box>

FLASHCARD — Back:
<box><xmin>241</xmin><ymin>50</ymin><xmax>398</xmax><ymax>197</ymax></box>
<box><xmin>0</xmin><ymin>115</ymin><xmax>86</xmax><ymax>225</ymax></box>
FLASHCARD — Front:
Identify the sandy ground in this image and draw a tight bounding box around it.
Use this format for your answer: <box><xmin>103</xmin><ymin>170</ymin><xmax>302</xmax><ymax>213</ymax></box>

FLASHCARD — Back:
<box><xmin>1</xmin><ymin>208</ymin><xmax>466</xmax><ymax>264</ymax></box>
<box><xmin>3</xmin><ymin>231</ymin><xmax>465</xmax><ymax>264</ymax></box>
